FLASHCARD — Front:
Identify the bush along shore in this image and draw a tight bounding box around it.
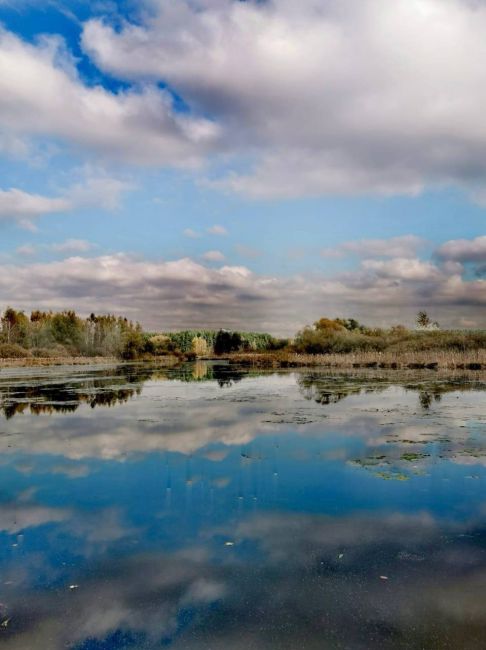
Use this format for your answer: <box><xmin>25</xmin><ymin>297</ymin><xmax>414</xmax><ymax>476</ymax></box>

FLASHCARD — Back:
<box><xmin>0</xmin><ymin>308</ymin><xmax>485</xmax><ymax>370</ymax></box>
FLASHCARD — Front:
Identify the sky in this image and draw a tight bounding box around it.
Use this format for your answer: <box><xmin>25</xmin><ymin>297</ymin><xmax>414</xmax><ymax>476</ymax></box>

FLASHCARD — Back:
<box><xmin>0</xmin><ymin>0</ymin><xmax>485</xmax><ymax>335</ymax></box>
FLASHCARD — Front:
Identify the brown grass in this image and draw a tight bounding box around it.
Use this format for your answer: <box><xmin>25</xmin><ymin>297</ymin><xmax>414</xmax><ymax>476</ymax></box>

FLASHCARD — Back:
<box><xmin>0</xmin><ymin>356</ymin><xmax>119</xmax><ymax>368</ymax></box>
<box><xmin>0</xmin><ymin>354</ymin><xmax>182</xmax><ymax>369</ymax></box>
<box><xmin>223</xmin><ymin>350</ymin><xmax>486</xmax><ymax>370</ymax></box>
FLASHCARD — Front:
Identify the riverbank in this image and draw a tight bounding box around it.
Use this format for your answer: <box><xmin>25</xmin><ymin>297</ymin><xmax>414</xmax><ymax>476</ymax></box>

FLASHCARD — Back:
<box><xmin>1</xmin><ymin>349</ymin><xmax>485</xmax><ymax>371</ymax></box>
<box><xmin>220</xmin><ymin>349</ymin><xmax>486</xmax><ymax>370</ymax></box>
<box><xmin>0</xmin><ymin>355</ymin><xmax>180</xmax><ymax>369</ymax></box>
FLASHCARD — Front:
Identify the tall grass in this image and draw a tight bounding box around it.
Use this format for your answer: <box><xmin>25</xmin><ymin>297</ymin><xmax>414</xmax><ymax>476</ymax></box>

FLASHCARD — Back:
<box><xmin>226</xmin><ymin>349</ymin><xmax>486</xmax><ymax>370</ymax></box>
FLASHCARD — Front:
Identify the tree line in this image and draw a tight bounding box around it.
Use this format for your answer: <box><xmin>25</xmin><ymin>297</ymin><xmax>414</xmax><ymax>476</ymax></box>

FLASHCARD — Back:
<box><xmin>0</xmin><ymin>308</ymin><xmax>286</xmax><ymax>360</ymax></box>
<box><xmin>1</xmin><ymin>307</ymin><xmax>484</xmax><ymax>361</ymax></box>
<box><xmin>0</xmin><ymin>308</ymin><xmax>146</xmax><ymax>359</ymax></box>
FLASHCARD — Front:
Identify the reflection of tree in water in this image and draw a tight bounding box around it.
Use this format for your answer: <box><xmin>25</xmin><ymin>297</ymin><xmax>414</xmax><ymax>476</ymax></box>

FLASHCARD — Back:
<box><xmin>0</xmin><ymin>363</ymin><xmax>252</xmax><ymax>419</ymax></box>
<box><xmin>299</xmin><ymin>373</ymin><xmax>486</xmax><ymax>411</ymax></box>
<box><xmin>0</xmin><ymin>366</ymin><xmax>154</xmax><ymax>419</ymax></box>
<box><xmin>172</xmin><ymin>362</ymin><xmax>246</xmax><ymax>387</ymax></box>
<box><xmin>297</xmin><ymin>374</ymin><xmax>389</xmax><ymax>405</ymax></box>
<box><xmin>407</xmin><ymin>381</ymin><xmax>483</xmax><ymax>411</ymax></box>
<box><xmin>418</xmin><ymin>391</ymin><xmax>442</xmax><ymax>410</ymax></box>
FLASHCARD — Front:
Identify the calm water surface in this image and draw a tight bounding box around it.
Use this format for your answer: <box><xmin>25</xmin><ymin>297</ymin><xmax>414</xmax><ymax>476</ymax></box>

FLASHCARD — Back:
<box><xmin>0</xmin><ymin>362</ymin><xmax>485</xmax><ymax>649</ymax></box>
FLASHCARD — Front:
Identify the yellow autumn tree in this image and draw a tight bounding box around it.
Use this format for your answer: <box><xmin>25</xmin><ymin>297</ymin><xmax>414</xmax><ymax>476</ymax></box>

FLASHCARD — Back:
<box><xmin>191</xmin><ymin>336</ymin><xmax>209</xmax><ymax>357</ymax></box>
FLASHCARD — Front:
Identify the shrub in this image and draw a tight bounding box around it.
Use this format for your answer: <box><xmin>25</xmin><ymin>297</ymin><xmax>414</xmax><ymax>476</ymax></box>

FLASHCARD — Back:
<box><xmin>31</xmin><ymin>345</ymin><xmax>71</xmax><ymax>358</ymax></box>
<box><xmin>121</xmin><ymin>329</ymin><xmax>145</xmax><ymax>360</ymax></box>
<box><xmin>0</xmin><ymin>343</ymin><xmax>32</xmax><ymax>358</ymax></box>
<box><xmin>148</xmin><ymin>335</ymin><xmax>178</xmax><ymax>356</ymax></box>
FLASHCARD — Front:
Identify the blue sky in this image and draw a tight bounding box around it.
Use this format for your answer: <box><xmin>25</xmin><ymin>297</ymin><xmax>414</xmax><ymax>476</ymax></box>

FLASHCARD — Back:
<box><xmin>0</xmin><ymin>0</ymin><xmax>485</xmax><ymax>333</ymax></box>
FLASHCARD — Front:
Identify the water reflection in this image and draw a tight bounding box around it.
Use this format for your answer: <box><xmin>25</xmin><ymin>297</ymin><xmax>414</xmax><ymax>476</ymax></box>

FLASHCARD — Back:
<box><xmin>0</xmin><ymin>362</ymin><xmax>251</xmax><ymax>418</ymax></box>
<box><xmin>0</xmin><ymin>364</ymin><xmax>485</xmax><ymax>648</ymax></box>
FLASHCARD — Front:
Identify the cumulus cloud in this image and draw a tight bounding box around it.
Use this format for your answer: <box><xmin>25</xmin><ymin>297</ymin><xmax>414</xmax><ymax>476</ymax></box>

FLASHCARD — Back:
<box><xmin>360</xmin><ymin>257</ymin><xmax>441</xmax><ymax>282</ymax></box>
<box><xmin>80</xmin><ymin>0</ymin><xmax>486</xmax><ymax>198</ymax></box>
<box><xmin>3</xmin><ymin>2</ymin><xmax>486</xmax><ymax>200</ymax></box>
<box><xmin>0</xmin><ymin>188</ymin><xmax>69</xmax><ymax>229</ymax></box>
<box><xmin>0</xmin><ymin>171</ymin><xmax>130</xmax><ymax>229</ymax></box>
<box><xmin>0</xmin><ymin>29</ymin><xmax>220</xmax><ymax>167</ymax></box>
<box><xmin>0</xmin><ymin>240</ymin><xmax>485</xmax><ymax>332</ymax></box>
<box><xmin>436</xmin><ymin>235</ymin><xmax>486</xmax><ymax>264</ymax></box>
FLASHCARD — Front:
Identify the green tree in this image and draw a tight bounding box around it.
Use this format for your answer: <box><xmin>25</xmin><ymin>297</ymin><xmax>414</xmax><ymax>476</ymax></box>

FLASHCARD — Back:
<box><xmin>1</xmin><ymin>308</ymin><xmax>29</xmax><ymax>345</ymax></box>
<box><xmin>416</xmin><ymin>311</ymin><xmax>432</xmax><ymax>328</ymax></box>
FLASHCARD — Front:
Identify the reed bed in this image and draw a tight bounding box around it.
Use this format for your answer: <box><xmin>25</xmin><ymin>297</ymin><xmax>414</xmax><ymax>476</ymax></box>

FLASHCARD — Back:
<box><xmin>0</xmin><ymin>356</ymin><xmax>118</xmax><ymax>368</ymax></box>
<box><xmin>225</xmin><ymin>349</ymin><xmax>486</xmax><ymax>370</ymax></box>
<box><xmin>0</xmin><ymin>355</ymin><xmax>182</xmax><ymax>369</ymax></box>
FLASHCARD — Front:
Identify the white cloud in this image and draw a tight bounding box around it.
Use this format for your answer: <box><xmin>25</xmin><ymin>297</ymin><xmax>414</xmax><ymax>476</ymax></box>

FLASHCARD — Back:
<box><xmin>14</xmin><ymin>239</ymin><xmax>96</xmax><ymax>258</ymax></box>
<box><xmin>322</xmin><ymin>235</ymin><xmax>425</xmax><ymax>259</ymax></box>
<box><xmin>50</xmin><ymin>239</ymin><xmax>95</xmax><ymax>253</ymax></box>
<box><xmin>436</xmin><ymin>236</ymin><xmax>486</xmax><ymax>263</ymax></box>
<box><xmin>0</xmin><ymin>241</ymin><xmax>485</xmax><ymax>333</ymax></box>
<box><xmin>0</xmin><ymin>173</ymin><xmax>130</xmax><ymax>229</ymax></box>
<box><xmin>16</xmin><ymin>244</ymin><xmax>37</xmax><ymax>256</ymax></box>
<box><xmin>202</xmin><ymin>250</ymin><xmax>225</xmax><ymax>262</ymax></box>
<box><xmin>207</xmin><ymin>224</ymin><xmax>228</xmax><ymax>236</ymax></box>
<box><xmin>0</xmin><ymin>29</ymin><xmax>220</xmax><ymax>167</ymax></box>
<box><xmin>0</xmin><ymin>188</ymin><xmax>69</xmax><ymax>229</ymax></box>
<box><xmin>66</xmin><ymin>173</ymin><xmax>131</xmax><ymax>211</ymax></box>
<box><xmin>3</xmin><ymin>2</ymin><xmax>486</xmax><ymax>200</ymax></box>
<box><xmin>80</xmin><ymin>0</ymin><xmax>486</xmax><ymax>199</ymax></box>
<box><xmin>360</xmin><ymin>257</ymin><xmax>441</xmax><ymax>282</ymax></box>
<box><xmin>183</xmin><ymin>228</ymin><xmax>201</xmax><ymax>239</ymax></box>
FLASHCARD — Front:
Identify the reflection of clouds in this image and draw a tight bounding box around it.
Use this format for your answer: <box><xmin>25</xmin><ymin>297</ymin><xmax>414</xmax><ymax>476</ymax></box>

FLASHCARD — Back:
<box><xmin>0</xmin><ymin>503</ymin><xmax>70</xmax><ymax>534</ymax></box>
<box><xmin>1</xmin><ymin>549</ymin><xmax>227</xmax><ymax>650</ymax></box>
<box><xmin>50</xmin><ymin>463</ymin><xmax>90</xmax><ymax>478</ymax></box>
<box><xmin>0</xmin><ymin>374</ymin><xmax>330</xmax><ymax>460</ymax></box>
<box><xmin>0</xmin><ymin>498</ymin><xmax>134</xmax><ymax>556</ymax></box>
<box><xmin>0</xmin><ymin>370</ymin><xmax>485</xmax><ymax>473</ymax></box>
<box><xmin>4</xmin><ymin>511</ymin><xmax>486</xmax><ymax>648</ymax></box>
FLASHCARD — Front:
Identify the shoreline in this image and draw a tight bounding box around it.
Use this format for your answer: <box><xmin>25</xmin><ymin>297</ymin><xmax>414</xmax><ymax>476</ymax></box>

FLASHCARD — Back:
<box><xmin>1</xmin><ymin>350</ymin><xmax>485</xmax><ymax>371</ymax></box>
<box><xmin>219</xmin><ymin>350</ymin><xmax>486</xmax><ymax>371</ymax></box>
<box><xmin>0</xmin><ymin>355</ymin><xmax>180</xmax><ymax>369</ymax></box>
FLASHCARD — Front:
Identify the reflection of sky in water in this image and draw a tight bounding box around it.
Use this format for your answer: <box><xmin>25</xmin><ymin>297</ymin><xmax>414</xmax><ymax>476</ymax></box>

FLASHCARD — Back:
<box><xmin>0</xmin><ymin>364</ymin><xmax>485</xmax><ymax>648</ymax></box>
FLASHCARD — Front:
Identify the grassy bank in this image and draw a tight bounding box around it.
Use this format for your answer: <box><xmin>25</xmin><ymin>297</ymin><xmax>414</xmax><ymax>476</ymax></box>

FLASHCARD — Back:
<box><xmin>0</xmin><ymin>356</ymin><xmax>119</xmax><ymax>368</ymax></box>
<box><xmin>2</xmin><ymin>349</ymin><xmax>485</xmax><ymax>371</ymax></box>
<box><xmin>222</xmin><ymin>349</ymin><xmax>486</xmax><ymax>370</ymax></box>
<box><xmin>0</xmin><ymin>355</ymin><xmax>181</xmax><ymax>369</ymax></box>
